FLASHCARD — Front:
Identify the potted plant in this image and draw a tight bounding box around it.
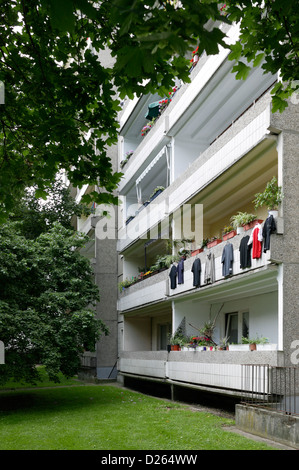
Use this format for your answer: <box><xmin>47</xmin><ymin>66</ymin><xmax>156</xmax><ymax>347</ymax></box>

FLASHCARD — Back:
<box><xmin>200</xmin><ymin>238</ymin><xmax>209</xmax><ymax>251</ymax></box>
<box><xmin>150</xmin><ymin>186</ymin><xmax>165</xmax><ymax>201</ymax></box>
<box><xmin>253</xmin><ymin>176</ymin><xmax>283</xmax><ymax>217</ymax></box>
<box><xmin>169</xmin><ymin>333</ymin><xmax>185</xmax><ymax>351</ymax></box>
<box><xmin>118</xmin><ymin>278</ymin><xmax>133</xmax><ymax>292</ymax></box>
<box><xmin>230</xmin><ymin>212</ymin><xmax>257</xmax><ymax>234</ymax></box>
<box><xmin>207</xmin><ymin>236</ymin><xmax>222</xmax><ymax>249</ymax></box>
<box><xmin>222</xmin><ymin>225</ymin><xmax>236</xmax><ymax>241</ymax></box>
<box><xmin>241</xmin><ymin>336</ymin><xmax>269</xmax><ymax>351</ymax></box>
<box><xmin>218</xmin><ymin>336</ymin><xmax>229</xmax><ymax>350</ymax></box>
<box><xmin>191</xmin><ymin>247</ymin><xmax>203</xmax><ymax>256</ymax></box>
<box><xmin>256</xmin><ymin>339</ymin><xmax>278</xmax><ymax>351</ymax></box>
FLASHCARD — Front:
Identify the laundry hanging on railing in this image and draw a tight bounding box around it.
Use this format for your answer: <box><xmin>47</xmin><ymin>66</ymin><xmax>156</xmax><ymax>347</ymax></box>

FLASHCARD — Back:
<box><xmin>191</xmin><ymin>257</ymin><xmax>201</xmax><ymax>287</ymax></box>
<box><xmin>262</xmin><ymin>214</ymin><xmax>276</xmax><ymax>252</ymax></box>
<box><xmin>221</xmin><ymin>242</ymin><xmax>234</xmax><ymax>277</ymax></box>
<box><xmin>239</xmin><ymin>235</ymin><xmax>252</xmax><ymax>269</ymax></box>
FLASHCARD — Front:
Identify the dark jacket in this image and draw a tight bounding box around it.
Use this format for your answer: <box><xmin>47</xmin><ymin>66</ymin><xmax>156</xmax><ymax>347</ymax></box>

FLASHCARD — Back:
<box><xmin>262</xmin><ymin>215</ymin><xmax>276</xmax><ymax>252</ymax></box>
<box><xmin>191</xmin><ymin>257</ymin><xmax>201</xmax><ymax>287</ymax></box>
<box><xmin>169</xmin><ymin>264</ymin><xmax>177</xmax><ymax>289</ymax></box>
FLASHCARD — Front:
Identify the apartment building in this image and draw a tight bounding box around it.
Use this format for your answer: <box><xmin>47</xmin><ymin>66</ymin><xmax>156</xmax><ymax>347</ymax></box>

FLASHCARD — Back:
<box><xmin>115</xmin><ymin>21</ymin><xmax>299</xmax><ymax>399</ymax></box>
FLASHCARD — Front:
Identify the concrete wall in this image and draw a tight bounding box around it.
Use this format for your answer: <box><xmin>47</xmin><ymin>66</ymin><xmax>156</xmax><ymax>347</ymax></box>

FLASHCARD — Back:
<box><xmin>236</xmin><ymin>404</ymin><xmax>299</xmax><ymax>449</ymax></box>
<box><xmin>270</xmin><ymin>100</ymin><xmax>299</xmax><ymax>366</ymax></box>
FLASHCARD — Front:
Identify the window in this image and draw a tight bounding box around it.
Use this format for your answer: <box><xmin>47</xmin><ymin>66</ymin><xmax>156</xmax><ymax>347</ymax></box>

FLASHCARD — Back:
<box><xmin>158</xmin><ymin>323</ymin><xmax>171</xmax><ymax>350</ymax></box>
<box><xmin>225</xmin><ymin>311</ymin><xmax>249</xmax><ymax>344</ymax></box>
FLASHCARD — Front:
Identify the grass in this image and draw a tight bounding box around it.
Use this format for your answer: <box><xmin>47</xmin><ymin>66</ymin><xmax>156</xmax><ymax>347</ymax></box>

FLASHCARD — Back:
<box><xmin>0</xmin><ymin>366</ymin><xmax>80</xmax><ymax>390</ymax></box>
<box><xmin>0</xmin><ymin>375</ymin><xmax>279</xmax><ymax>450</ymax></box>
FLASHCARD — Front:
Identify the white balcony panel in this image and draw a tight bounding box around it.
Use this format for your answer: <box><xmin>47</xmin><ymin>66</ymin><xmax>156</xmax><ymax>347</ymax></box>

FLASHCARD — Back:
<box><xmin>119</xmin><ymin>357</ymin><xmax>166</xmax><ymax>379</ymax></box>
<box><xmin>118</xmin><ymin>279</ymin><xmax>167</xmax><ymax>311</ymax></box>
<box><xmin>167</xmin><ymin>361</ymin><xmax>242</xmax><ymax>390</ymax></box>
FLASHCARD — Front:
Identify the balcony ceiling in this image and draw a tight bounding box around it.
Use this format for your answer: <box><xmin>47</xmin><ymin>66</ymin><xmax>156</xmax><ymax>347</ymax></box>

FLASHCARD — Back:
<box><xmin>188</xmin><ymin>136</ymin><xmax>278</xmax><ymax>225</ymax></box>
<box><xmin>171</xmin><ymin>58</ymin><xmax>276</xmax><ymax>153</ymax></box>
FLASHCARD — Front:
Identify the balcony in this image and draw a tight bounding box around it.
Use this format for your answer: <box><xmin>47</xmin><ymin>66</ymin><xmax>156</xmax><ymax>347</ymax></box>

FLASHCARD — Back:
<box><xmin>118</xmin><ymin>349</ymin><xmax>284</xmax><ymax>396</ymax></box>
<box><xmin>118</xmin><ymin>227</ymin><xmax>280</xmax><ymax>312</ymax></box>
<box><xmin>118</xmin><ymin>92</ymin><xmax>275</xmax><ymax>253</ymax></box>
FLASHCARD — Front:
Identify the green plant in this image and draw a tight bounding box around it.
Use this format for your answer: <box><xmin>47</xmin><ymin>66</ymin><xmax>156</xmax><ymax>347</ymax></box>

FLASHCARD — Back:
<box><xmin>219</xmin><ymin>336</ymin><xmax>230</xmax><ymax>348</ymax></box>
<box><xmin>150</xmin><ymin>186</ymin><xmax>165</xmax><ymax>199</ymax></box>
<box><xmin>168</xmin><ymin>333</ymin><xmax>185</xmax><ymax>347</ymax></box>
<box><xmin>200</xmin><ymin>238</ymin><xmax>209</xmax><ymax>249</ymax></box>
<box><xmin>150</xmin><ymin>253</ymin><xmax>180</xmax><ymax>272</ymax></box>
<box><xmin>118</xmin><ymin>279</ymin><xmax>133</xmax><ymax>292</ymax></box>
<box><xmin>253</xmin><ymin>177</ymin><xmax>283</xmax><ymax>210</ymax></box>
<box><xmin>199</xmin><ymin>320</ymin><xmax>215</xmax><ymax>339</ymax></box>
<box><xmin>230</xmin><ymin>212</ymin><xmax>257</xmax><ymax>229</ymax></box>
<box><xmin>222</xmin><ymin>225</ymin><xmax>234</xmax><ymax>235</ymax></box>
<box><xmin>242</xmin><ymin>336</ymin><xmax>269</xmax><ymax>345</ymax></box>
<box><xmin>141</xmin><ymin>117</ymin><xmax>157</xmax><ymax>137</ymax></box>
<box><xmin>120</xmin><ymin>150</ymin><xmax>134</xmax><ymax>168</ymax></box>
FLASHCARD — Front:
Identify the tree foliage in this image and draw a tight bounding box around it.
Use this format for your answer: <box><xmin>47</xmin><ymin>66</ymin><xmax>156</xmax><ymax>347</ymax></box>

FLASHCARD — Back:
<box><xmin>226</xmin><ymin>0</ymin><xmax>299</xmax><ymax>113</ymax></box>
<box><xmin>0</xmin><ymin>221</ymin><xmax>108</xmax><ymax>384</ymax></box>
<box><xmin>10</xmin><ymin>177</ymin><xmax>92</xmax><ymax>239</ymax></box>
<box><xmin>0</xmin><ymin>0</ymin><xmax>298</xmax><ymax>219</ymax></box>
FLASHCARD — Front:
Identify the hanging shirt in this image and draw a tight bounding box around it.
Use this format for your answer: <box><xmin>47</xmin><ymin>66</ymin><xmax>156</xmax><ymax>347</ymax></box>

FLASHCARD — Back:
<box><xmin>221</xmin><ymin>242</ymin><xmax>234</xmax><ymax>277</ymax></box>
<box><xmin>177</xmin><ymin>258</ymin><xmax>184</xmax><ymax>284</ymax></box>
<box><xmin>191</xmin><ymin>257</ymin><xmax>201</xmax><ymax>287</ymax></box>
<box><xmin>248</xmin><ymin>223</ymin><xmax>263</xmax><ymax>259</ymax></box>
<box><xmin>239</xmin><ymin>235</ymin><xmax>252</xmax><ymax>269</ymax></box>
<box><xmin>169</xmin><ymin>264</ymin><xmax>177</xmax><ymax>289</ymax></box>
<box><xmin>262</xmin><ymin>215</ymin><xmax>276</xmax><ymax>252</ymax></box>
<box><xmin>204</xmin><ymin>251</ymin><xmax>215</xmax><ymax>284</ymax></box>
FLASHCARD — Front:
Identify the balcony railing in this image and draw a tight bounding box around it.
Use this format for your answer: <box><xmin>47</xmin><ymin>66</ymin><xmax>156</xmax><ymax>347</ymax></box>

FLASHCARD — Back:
<box><xmin>241</xmin><ymin>365</ymin><xmax>299</xmax><ymax>417</ymax></box>
<box><xmin>118</xmin><ymin>228</ymin><xmax>277</xmax><ymax>312</ymax></box>
<box><xmin>118</xmin><ymin>351</ymin><xmax>283</xmax><ymax>394</ymax></box>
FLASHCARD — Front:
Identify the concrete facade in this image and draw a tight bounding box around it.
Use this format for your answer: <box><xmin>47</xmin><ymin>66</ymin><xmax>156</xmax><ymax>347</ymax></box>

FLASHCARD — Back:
<box><xmin>115</xmin><ymin>19</ymin><xmax>299</xmax><ymax>400</ymax></box>
<box><xmin>75</xmin><ymin>22</ymin><xmax>299</xmax><ymax>422</ymax></box>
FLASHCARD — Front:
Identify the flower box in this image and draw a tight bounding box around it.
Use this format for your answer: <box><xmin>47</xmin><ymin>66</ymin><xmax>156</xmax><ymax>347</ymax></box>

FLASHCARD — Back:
<box><xmin>191</xmin><ymin>248</ymin><xmax>203</xmax><ymax>256</ymax></box>
<box><xmin>256</xmin><ymin>343</ymin><xmax>277</xmax><ymax>351</ymax></box>
<box><xmin>150</xmin><ymin>188</ymin><xmax>164</xmax><ymax>202</ymax></box>
<box><xmin>207</xmin><ymin>238</ymin><xmax>222</xmax><ymax>249</ymax></box>
<box><xmin>222</xmin><ymin>230</ymin><xmax>237</xmax><ymax>241</ymax></box>
<box><xmin>244</xmin><ymin>219</ymin><xmax>263</xmax><ymax>231</ymax></box>
<box><xmin>228</xmin><ymin>344</ymin><xmax>251</xmax><ymax>351</ymax></box>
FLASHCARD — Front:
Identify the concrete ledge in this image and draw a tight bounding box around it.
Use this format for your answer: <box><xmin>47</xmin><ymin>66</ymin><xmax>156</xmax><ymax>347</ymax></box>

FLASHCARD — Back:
<box><xmin>235</xmin><ymin>404</ymin><xmax>299</xmax><ymax>449</ymax></box>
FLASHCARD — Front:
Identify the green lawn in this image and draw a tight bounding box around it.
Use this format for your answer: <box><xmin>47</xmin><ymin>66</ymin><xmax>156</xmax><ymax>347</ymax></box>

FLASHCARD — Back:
<box><xmin>0</xmin><ymin>378</ymin><xmax>279</xmax><ymax>450</ymax></box>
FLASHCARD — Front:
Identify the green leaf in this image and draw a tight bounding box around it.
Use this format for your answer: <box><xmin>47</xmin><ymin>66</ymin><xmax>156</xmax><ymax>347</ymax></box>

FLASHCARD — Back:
<box><xmin>232</xmin><ymin>61</ymin><xmax>251</xmax><ymax>80</ymax></box>
<box><xmin>47</xmin><ymin>0</ymin><xmax>75</xmax><ymax>32</ymax></box>
<box><xmin>35</xmin><ymin>189</ymin><xmax>48</xmax><ymax>200</ymax></box>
